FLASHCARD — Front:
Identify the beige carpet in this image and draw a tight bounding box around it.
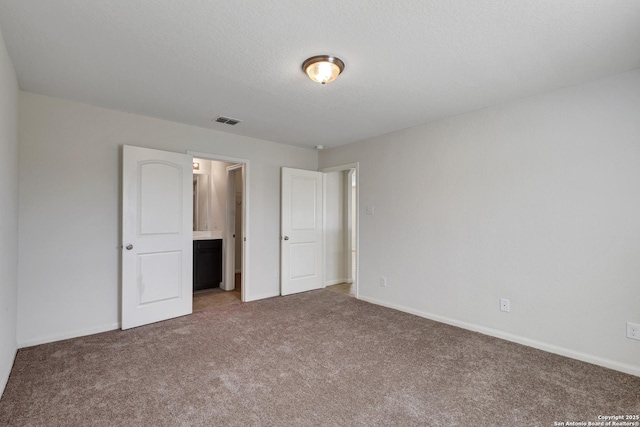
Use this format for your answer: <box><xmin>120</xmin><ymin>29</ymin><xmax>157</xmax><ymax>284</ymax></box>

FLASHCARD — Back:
<box><xmin>193</xmin><ymin>288</ymin><xmax>241</xmax><ymax>312</ymax></box>
<box><xmin>1</xmin><ymin>290</ymin><xmax>638</xmax><ymax>426</ymax></box>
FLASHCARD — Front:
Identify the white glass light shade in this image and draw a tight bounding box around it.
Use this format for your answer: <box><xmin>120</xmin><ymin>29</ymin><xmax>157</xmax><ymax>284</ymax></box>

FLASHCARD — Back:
<box><xmin>302</xmin><ymin>56</ymin><xmax>345</xmax><ymax>84</ymax></box>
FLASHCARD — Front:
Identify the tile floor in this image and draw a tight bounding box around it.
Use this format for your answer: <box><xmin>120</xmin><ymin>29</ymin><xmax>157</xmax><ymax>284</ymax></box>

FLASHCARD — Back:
<box><xmin>192</xmin><ymin>273</ymin><xmax>242</xmax><ymax>312</ymax></box>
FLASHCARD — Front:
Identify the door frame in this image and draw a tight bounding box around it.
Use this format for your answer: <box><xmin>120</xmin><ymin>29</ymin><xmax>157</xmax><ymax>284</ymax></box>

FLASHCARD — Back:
<box><xmin>320</xmin><ymin>162</ymin><xmax>359</xmax><ymax>299</ymax></box>
<box><xmin>188</xmin><ymin>151</ymin><xmax>250</xmax><ymax>302</ymax></box>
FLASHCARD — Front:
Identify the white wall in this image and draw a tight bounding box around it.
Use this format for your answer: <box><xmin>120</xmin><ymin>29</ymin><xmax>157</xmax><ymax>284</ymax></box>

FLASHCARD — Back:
<box><xmin>210</xmin><ymin>160</ymin><xmax>232</xmax><ymax>233</ymax></box>
<box><xmin>17</xmin><ymin>92</ymin><xmax>317</xmax><ymax>347</ymax></box>
<box><xmin>0</xmin><ymin>27</ymin><xmax>18</xmax><ymax>395</ymax></box>
<box><xmin>324</xmin><ymin>171</ymin><xmax>347</xmax><ymax>286</ymax></box>
<box><xmin>319</xmin><ymin>69</ymin><xmax>640</xmax><ymax>376</ymax></box>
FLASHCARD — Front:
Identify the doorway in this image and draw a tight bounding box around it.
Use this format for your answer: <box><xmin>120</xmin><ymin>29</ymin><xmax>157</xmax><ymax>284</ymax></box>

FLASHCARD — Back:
<box><xmin>189</xmin><ymin>151</ymin><xmax>249</xmax><ymax>306</ymax></box>
<box><xmin>321</xmin><ymin>163</ymin><xmax>359</xmax><ymax>298</ymax></box>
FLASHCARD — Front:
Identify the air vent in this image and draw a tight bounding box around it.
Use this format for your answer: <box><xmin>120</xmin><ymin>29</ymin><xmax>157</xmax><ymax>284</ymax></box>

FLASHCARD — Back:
<box><xmin>215</xmin><ymin>116</ymin><xmax>242</xmax><ymax>125</ymax></box>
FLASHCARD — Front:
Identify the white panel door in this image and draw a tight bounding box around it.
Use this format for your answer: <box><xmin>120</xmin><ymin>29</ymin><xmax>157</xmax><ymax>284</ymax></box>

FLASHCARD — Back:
<box><xmin>223</xmin><ymin>165</ymin><xmax>237</xmax><ymax>291</ymax></box>
<box><xmin>281</xmin><ymin>167</ymin><xmax>323</xmax><ymax>295</ymax></box>
<box><xmin>122</xmin><ymin>145</ymin><xmax>193</xmax><ymax>330</ymax></box>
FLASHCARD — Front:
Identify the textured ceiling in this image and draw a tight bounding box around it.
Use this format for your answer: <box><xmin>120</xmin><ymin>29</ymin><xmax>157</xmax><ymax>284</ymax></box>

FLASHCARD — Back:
<box><xmin>1</xmin><ymin>1</ymin><xmax>639</xmax><ymax>149</ymax></box>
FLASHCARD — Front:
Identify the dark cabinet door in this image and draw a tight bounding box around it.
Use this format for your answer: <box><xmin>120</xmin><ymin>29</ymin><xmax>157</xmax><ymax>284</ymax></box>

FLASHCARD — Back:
<box><xmin>193</xmin><ymin>239</ymin><xmax>223</xmax><ymax>291</ymax></box>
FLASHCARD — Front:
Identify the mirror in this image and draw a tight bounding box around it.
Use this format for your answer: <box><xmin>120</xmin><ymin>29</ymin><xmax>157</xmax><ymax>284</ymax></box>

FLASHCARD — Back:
<box><xmin>193</xmin><ymin>174</ymin><xmax>210</xmax><ymax>231</ymax></box>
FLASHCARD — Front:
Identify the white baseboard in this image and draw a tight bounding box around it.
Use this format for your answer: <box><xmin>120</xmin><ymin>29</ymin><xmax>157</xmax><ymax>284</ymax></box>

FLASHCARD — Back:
<box><xmin>18</xmin><ymin>322</ymin><xmax>120</xmax><ymax>349</ymax></box>
<box><xmin>359</xmin><ymin>295</ymin><xmax>640</xmax><ymax>378</ymax></box>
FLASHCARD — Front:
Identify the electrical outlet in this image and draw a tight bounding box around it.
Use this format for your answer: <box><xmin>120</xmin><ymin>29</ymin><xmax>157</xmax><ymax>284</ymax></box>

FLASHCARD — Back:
<box><xmin>366</xmin><ymin>206</ymin><xmax>375</xmax><ymax>215</ymax></box>
<box><xmin>380</xmin><ymin>276</ymin><xmax>387</xmax><ymax>287</ymax></box>
<box><xmin>275</xmin><ymin>270</ymin><xmax>280</xmax><ymax>279</ymax></box>
<box><xmin>627</xmin><ymin>322</ymin><xmax>640</xmax><ymax>341</ymax></box>
<box><xmin>500</xmin><ymin>298</ymin><xmax>510</xmax><ymax>313</ymax></box>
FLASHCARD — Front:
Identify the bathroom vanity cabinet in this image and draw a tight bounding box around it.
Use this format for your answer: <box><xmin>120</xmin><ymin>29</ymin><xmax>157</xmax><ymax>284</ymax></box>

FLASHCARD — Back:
<box><xmin>193</xmin><ymin>239</ymin><xmax>223</xmax><ymax>291</ymax></box>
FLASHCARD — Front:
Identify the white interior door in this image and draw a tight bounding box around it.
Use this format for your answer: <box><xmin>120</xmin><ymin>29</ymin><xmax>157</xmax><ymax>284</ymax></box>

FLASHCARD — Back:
<box><xmin>223</xmin><ymin>165</ymin><xmax>239</xmax><ymax>291</ymax></box>
<box><xmin>122</xmin><ymin>145</ymin><xmax>193</xmax><ymax>330</ymax></box>
<box><xmin>281</xmin><ymin>167</ymin><xmax>323</xmax><ymax>295</ymax></box>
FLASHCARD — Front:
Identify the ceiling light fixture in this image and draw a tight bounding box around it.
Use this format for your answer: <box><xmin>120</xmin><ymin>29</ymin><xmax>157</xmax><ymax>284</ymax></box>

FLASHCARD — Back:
<box><xmin>302</xmin><ymin>55</ymin><xmax>345</xmax><ymax>84</ymax></box>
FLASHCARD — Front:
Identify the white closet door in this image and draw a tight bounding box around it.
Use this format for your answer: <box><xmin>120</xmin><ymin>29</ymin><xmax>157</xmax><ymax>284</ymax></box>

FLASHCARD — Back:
<box><xmin>280</xmin><ymin>167</ymin><xmax>323</xmax><ymax>295</ymax></box>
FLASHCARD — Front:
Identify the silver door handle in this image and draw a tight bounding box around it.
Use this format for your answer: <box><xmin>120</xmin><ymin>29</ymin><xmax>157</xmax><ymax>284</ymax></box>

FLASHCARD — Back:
<box><xmin>125</xmin><ymin>244</ymin><xmax>133</xmax><ymax>250</ymax></box>
<box><xmin>283</xmin><ymin>236</ymin><xmax>289</xmax><ymax>241</ymax></box>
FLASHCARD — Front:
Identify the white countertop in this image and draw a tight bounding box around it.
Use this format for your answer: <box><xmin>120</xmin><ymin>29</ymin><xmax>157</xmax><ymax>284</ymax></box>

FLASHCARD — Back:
<box><xmin>193</xmin><ymin>231</ymin><xmax>224</xmax><ymax>240</ymax></box>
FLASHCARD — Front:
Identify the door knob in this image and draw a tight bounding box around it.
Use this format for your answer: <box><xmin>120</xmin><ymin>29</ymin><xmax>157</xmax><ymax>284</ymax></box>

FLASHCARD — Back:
<box><xmin>125</xmin><ymin>244</ymin><xmax>133</xmax><ymax>250</ymax></box>
<box><xmin>283</xmin><ymin>236</ymin><xmax>289</xmax><ymax>241</ymax></box>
